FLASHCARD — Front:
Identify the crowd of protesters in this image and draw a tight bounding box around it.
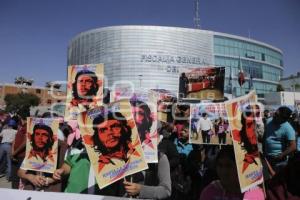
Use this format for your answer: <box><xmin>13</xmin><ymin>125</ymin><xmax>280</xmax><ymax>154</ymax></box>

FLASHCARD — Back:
<box><xmin>0</xmin><ymin>104</ymin><xmax>300</xmax><ymax>200</ymax></box>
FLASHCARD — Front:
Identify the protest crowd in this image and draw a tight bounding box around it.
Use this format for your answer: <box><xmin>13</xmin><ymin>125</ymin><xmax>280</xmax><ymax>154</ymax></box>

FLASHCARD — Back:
<box><xmin>0</xmin><ymin>65</ymin><xmax>300</xmax><ymax>200</ymax></box>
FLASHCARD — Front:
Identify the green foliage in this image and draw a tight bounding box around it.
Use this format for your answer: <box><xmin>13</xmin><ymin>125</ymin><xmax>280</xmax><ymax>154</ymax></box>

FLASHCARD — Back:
<box><xmin>4</xmin><ymin>93</ymin><xmax>40</xmax><ymax>118</ymax></box>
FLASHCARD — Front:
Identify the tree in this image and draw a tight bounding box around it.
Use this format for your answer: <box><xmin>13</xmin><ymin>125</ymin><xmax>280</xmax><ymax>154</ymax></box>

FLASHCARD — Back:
<box><xmin>4</xmin><ymin>93</ymin><xmax>40</xmax><ymax>118</ymax></box>
<box><xmin>45</xmin><ymin>81</ymin><xmax>61</xmax><ymax>89</ymax></box>
<box><xmin>294</xmin><ymin>83</ymin><xmax>300</xmax><ymax>90</ymax></box>
<box><xmin>14</xmin><ymin>76</ymin><xmax>34</xmax><ymax>85</ymax></box>
<box><xmin>276</xmin><ymin>84</ymin><xmax>284</xmax><ymax>92</ymax></box>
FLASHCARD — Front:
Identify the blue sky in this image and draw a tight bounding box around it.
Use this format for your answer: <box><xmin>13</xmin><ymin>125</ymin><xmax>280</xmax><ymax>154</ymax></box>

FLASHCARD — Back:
<box><xmin>0</xmin><ymin>0</ymin><xmax>299</xmax><ymax>86</ymax></box>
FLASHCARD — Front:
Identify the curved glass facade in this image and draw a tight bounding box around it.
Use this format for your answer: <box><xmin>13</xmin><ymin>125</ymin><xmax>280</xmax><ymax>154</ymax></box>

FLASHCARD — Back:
<box><xmin>214</xmin><ymin>35</ymin><xmax>283</xmax><ymax>98</ymax></box>
<box><xmin>68</xmin><ymin>26</ymin><xmax>283</xmax><ymax>99</ymax></box>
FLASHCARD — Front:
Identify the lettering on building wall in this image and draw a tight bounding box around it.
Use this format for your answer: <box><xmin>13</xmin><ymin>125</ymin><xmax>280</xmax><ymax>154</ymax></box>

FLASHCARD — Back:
<box><xmin>140</xmin><ymin>54</ymin><xmax>209</xmax><ymax>66</ymax></box>
<box><xmin>166</xmin><ymin>65</ymin><xmax>179</xmax><ymax>73</ymax></box>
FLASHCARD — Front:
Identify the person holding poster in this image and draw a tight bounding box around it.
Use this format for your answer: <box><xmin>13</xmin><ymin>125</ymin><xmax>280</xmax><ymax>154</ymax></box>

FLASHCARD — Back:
<box><xmin>77</xmin><ymin>100</ymin><xmax>148</xmax><ymax>189</ymax></box>
<box><xmin>225</xmin><ymin>91</ymin><xmax>264</xmax><ymax>193</ymax></box>
<box><xmin>200</xmin><ymin>146</ymin><xmax>264</xmax><ymax>200</ymax></box>
<box><xmin>18</xmin><ymin>118</ymin><xmax>60</xmax><ymax>191</ymax></box>
<box><xmin>91</xmin><ymin>111</ymin><xmax>133</xmax><ymax>165</ymax></box>
<box><xmin>123</xmin><ymin>151</ymin><xmax>171</xmax><ymax>200</ymax></box>
<box><xmin>53</xmin><ymin>124</ymin><xmax>127</xmax><ymax>196</ymax></box>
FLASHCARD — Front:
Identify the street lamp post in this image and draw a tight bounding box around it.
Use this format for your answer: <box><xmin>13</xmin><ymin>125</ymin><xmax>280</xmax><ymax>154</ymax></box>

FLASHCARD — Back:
<box><xmin>138</xmin><ymin>74</ymin><xmax>143</xmax><ymax>89</ymax></box>
<box><xmin>293</xmin><ymin>77</ymin><xmax>297</xmax><ymax>110</ymax></box>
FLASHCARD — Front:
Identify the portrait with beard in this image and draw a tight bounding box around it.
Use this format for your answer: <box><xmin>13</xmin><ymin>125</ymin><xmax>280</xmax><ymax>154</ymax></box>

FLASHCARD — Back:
<box><xmin>29</xmin><ymin>124</ymin><xmax>55</xmax><ymax>162</ymax></box>
<box><xmin>71</xmin><ymin>69</ymin><xmax>99</xmax><ymax>105</ymax></box>
<box><xmin>92</xmin><ymin>112</ymin><xmax>132</xmax><ymax>164</ymax></box>
<box><xmin>130</xmin><ymin>100</ymin><xmax>153</xmax><ymax>143</ymax></box>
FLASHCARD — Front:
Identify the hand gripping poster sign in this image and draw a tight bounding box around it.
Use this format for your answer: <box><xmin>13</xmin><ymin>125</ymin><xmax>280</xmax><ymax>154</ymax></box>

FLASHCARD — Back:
<box><xmin>22</xmin><ymin>117</ymin><xmax>59</xmax><ymax>173</ymax></box>
<box><xmin>65</xmin><ymin>64</ymin><xmax>104</xmax><ymax>120</ymax></box>
<box><xmin>178</xmin><ymin>66</ymin><xmax>225</xmax><ymax>100</ymax></box>
<box><xmin>78</xmin><ymin>99</ymin><xmax>148</xmax><ymax>189</ymax></box>
<box><xmin>225</xmin><ymin>91</ymin><xmax>264</xmax><ymax>192</ymax></box>
<box><xmin>190</xmin><ymin>102</ymin><xmax>232</xmax><ymax>145</ymax></box>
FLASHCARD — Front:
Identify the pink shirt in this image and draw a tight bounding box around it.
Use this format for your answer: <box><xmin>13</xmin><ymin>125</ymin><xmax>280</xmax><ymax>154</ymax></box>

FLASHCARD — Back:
<box><xmin>199</xmin><ymin>180</ymin><xmax>264</xmax><ymax>200</ymax></box>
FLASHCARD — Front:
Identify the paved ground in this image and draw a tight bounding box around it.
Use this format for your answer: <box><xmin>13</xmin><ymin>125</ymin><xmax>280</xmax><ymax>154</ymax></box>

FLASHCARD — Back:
<box><xmin>0</xmin><ymin>176</ymin><xmax>11</xmax><ymax>189</ymax></box>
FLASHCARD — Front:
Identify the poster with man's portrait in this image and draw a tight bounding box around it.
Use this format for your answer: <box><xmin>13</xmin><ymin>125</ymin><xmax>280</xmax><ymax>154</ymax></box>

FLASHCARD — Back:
<box><xmin>78</xmin><ymin>99</ymin><xmax>148</xmax><ymax>189</ymax></box>
<box><xmin>189</xmin><ymin>102</ymin><xmax>231</xmax><ymax>145</ymax></box>
<box><xmin>225</xmin><ymin>91</ymin><xmax>264</xmax><ymax>192</ymax></box>
<box><xmin>178</xmin><ymin>66</ymin><xmax>225</xmax><ymax>100</ymax></box>
<box><xmin>130</xmin><ymin>92</ymin><xmax>158</xmax><ymax>163</ymax></box>
<box><xmin>22</xmin><ymin>117</ymin><xmax>59</xmax><ymax>173</ymax></box>
<box><xmin>65</xmin><ymin>64</ymin><xmax>104</xmax><ymax>120</ymax></box>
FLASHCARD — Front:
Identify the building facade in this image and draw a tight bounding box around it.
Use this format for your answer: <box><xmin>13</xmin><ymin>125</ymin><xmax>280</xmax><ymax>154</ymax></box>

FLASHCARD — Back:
<box><xmin>0</xmin><ymin>84</ymin><xmax>66</xmax><ymax>107</ymax></box>
<box><xmin>67</xmin><ymin>26</ymin><xmax>283</xmax><ymax>100</ymax></box>
<box><xmin>264</xmin><ymin>91</ymin><xmax>300</xmax><ymax>109</ymax></box>
<box><xmin>280</xmin><ymin>72</ymin><xmax>300</xmax><ymax>92</ymax></box>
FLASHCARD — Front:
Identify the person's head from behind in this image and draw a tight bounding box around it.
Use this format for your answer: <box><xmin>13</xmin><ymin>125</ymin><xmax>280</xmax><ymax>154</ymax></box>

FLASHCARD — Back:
<box><xmin>32</xmin><ymin>124</ymin><xmax>54</xmax><ymax>153</ymax></box>
<box><xmin>216</xmin><ymin>146</ymin><xmax>240</xmax><ymax>192</ymax></box>
<box><xmin>264</xmin><ymin>109</ymin><xmax>270</xmax><ymax>118</ymax></box>
<box><xmin>273</xmin><ymin>106</ymin><xmax>292</xmax><ymax>124</ymax></box>
<box><xmin>219</xmin><ymin>117</ymin><xmax>224</xmax><ymax>124</ymax></box>
<box><xmin>72</xmin><ymin>70</ymin><xmax>99</xmax><ymax>100</ymax></box>
<box><xmin>92</xmin><ymin>112</ymin><xmax>132</xmax><ymax>155</ymax></box>
<box><xmin>130</xmin><ymin>100</ymin><xmax>153</xmax><ymax>141</ymax></box>
<box><xmin>202</xmin><ymin>112</ymin><xmax>207</xmax><ymax>119</ymax></box>
<box><xmin>7</xmin><ymin>119</ymin><xmax>16</xmax><ymax>129</ymax></box>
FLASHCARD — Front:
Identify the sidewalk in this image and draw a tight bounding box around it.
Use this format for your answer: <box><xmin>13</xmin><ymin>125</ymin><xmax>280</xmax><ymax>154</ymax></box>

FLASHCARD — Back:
<box><xmin>0</xmin><ymin>176</ymin><xmax>11</xmax><ymax>189</ymax></box>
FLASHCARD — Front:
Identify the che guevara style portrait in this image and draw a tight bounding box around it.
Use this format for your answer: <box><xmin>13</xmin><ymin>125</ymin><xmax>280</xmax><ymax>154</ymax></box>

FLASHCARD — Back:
<box><xmin>225</xmin><ymin>91</ymin><xmax>263</xmax><ymax>193</ymax></box>
<box><xmin>130</xmin><ymin>95</ymin><xmax>158</xmax><ymax>163</ymax></box>
<box><xmin>65</xmin><ymin>64</ymin><xmax>104</xmax><ymax>120</ymax></box>
<box><xmin>23</xmin><ymin>118</ymin><xmax>59</xmax><ymax>173</ymax></box>
<box><xmin>178</xmin><ymin>67</ymin><xmax>225</xmax><ymax>101</ymax></box>
<box><xmin>78</xmin><ymin>99</ymin><xmax>148</xmax><ymax>189</ymax></box>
